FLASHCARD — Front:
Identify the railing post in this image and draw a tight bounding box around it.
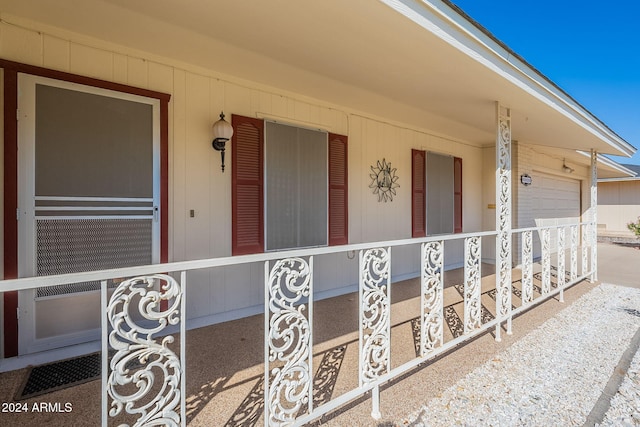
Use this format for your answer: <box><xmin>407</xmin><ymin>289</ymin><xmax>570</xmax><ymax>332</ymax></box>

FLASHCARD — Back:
<box><xmin>101</xmin><ymin>280</ymin><xmax>108</xmax><ymax>427</ymax></box>
<box><xmin>590</xmin><ymin>149</ymin><xmax>598</xmax><ymax>282</ymax></box>
<box><xmin>521</xmin><ymin>231</ymin><xmax>533</xmax><ymax>305</ymax></box>
<box><xmin>371</xmin><ymin>385</ymin><xmax>381</xmax><ymax>420</ymax></box>
<box><xmin>582</xmin><ymin>223</ymin><xmax>589</xmax><ymax>277</ymax></box>
<box><xmin>542</xmin><ymin>229</ymin><xmax>551</xmax><ymax>294</ymax></box>
<box><xmin>359</xmin><ymin>247</ymin><xmax>391</xmax><ymax>420</ymax></box>
<box><xmin>495</xmin><ymin>102</ymin><xmax>512</xmax><ymax>338</ymax></box>
<box><xmin>264</xmin><ymin>261</ymin><xmax>269</xmax><ymax>427</ymax></box>
<box><xmin>180</xmin><ymin>271</ymin><xmax>187</xmax><ymax>427</ymax></box>
<box><xmin>557</xmin><ymin>227</ymin><xmax>565</xmax><ymax>303</ymax></box>
<box><xmin>570</xmin><ymin>225</ymin><xmax>578</xmax><ymax>282</ymax></box>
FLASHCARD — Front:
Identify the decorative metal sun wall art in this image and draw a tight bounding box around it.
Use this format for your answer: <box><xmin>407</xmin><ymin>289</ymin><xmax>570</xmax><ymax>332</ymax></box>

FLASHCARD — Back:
<box><xmin>369</xmin><ymin>158</ymin><xmax>400</xmax><ymax>202</ymax></box>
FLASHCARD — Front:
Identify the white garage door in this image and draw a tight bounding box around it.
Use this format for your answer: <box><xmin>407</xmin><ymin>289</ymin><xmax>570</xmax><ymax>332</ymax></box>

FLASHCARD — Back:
<box><xmin>532</xmin><ymin>171</ymin><xmax>581</xmax><ymax>223</ymax></box>
<box><xmin>531</xmin><ymin>171</ymin><xmax>581</xmax><ymax>254</ymax></box>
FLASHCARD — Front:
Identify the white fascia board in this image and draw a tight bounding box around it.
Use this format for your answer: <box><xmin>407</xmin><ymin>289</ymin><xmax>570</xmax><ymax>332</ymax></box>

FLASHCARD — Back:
<box><xmin>598</xmin><ymin>177</ymin><xmax>640</xmax><ymax>182</ymax></box>
<box><xmin>379</xmin><ymin>0</ymin><xmax>636</xmax><ymax>157</ymax></box>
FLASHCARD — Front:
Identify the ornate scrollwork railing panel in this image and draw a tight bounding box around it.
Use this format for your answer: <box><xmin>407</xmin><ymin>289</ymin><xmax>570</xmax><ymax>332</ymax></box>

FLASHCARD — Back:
<box><xmin>570</xmin><ymin>225</ymin><xmax>578</xmax><ymax>281</ymax></box>
<box><xmin>582</xmin><ymin>224</ymin><xmax>589</xmax><ymax>277</ymax></box>
<box><xmin>359</xmin><ymin>247</ymin><xmax>391</xmax><ymax>386</ymax></box>
<box><xmin>265</xmin><ymin>257</ymin><xmax>313</xmax><ymax>427</ymax></box>
<box><xmin>521</xmin><ymin>230</ymin><xmax>533</xmax><ymax>305</ymax></box>
<box><xmin>496</xmin><ymin>230</ymin><xmax>512</xmax><ymax>320</ymax></box>
<box><xmin>541</xmin><ymin>229</ymin><xmax>551</xmax><ymax>294</ymax></box>
<box><xmin>420</xmin><ymin>241</ymin><xmax>444</xmax><ymax>356</ymax></box>
<box><xmin>106</xmin><ymin>274</ymin><xmax>184</xmax><ymax>427</ymax></box>
<box><xmin>557</xmin><ymin>227</ymin><xmax>565</xmax><ymax>288</ymax></box>
<box><xmin>463</xmin><ymin>236</ymin><xmax>481</xmax><ymax>334</ymax></box>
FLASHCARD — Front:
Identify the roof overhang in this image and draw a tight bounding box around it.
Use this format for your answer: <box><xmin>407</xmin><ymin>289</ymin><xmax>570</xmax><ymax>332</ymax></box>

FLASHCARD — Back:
<box><xmin>0</xmin><ymin>0</ymin><xmax>636</xmax><ymax>158</ymax></box>
<box><xmin>596</xmin><ymin>159</ymin><xmax>637</xmax><ymax>180</ymax></box>
<box><xmin>596</xmin><ymin>159</ymin><xmax>640</xmax><ymax>181</ymax></box>
<box><xmin>573</xmin><ymin>151</ymin><xmax>637</xmax><ymax>180</ymax></box>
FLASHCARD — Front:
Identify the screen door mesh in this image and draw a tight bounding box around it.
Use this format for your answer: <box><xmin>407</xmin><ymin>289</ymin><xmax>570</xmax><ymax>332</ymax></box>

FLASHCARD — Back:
<box><xmin>36</xmin><ymin>218</ymin><xmax>152</xmax><ymax>298</ymax></box>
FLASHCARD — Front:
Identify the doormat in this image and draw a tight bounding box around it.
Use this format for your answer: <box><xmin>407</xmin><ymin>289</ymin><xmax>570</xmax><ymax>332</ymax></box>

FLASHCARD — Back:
<box><xmin>15</xmin><ymin>352</ymin><xmax>102</xmax><ymax>400</ymax></box>
<box><xmin>14</xmin><ymin>350</ymin><xmax>143</xmax><ymax>400</ymax></box>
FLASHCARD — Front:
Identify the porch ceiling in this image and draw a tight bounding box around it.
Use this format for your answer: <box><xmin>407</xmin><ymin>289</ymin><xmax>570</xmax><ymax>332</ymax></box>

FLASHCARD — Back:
<box><xmin>1</xmin><ymin>0</ymin><xmax>635</xmax><ymax>158</ymax></box>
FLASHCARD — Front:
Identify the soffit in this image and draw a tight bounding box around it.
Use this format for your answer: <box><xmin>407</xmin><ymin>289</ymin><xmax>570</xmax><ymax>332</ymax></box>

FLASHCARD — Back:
<box><xmin>0</xmin><ymin>0</ymin><xmax>634</xmax><ymax>157</ymax></box>
<box><xmin>525</xmin><ymin>144</ymin><xmax>635</xmax><ymax>179</ymax></box>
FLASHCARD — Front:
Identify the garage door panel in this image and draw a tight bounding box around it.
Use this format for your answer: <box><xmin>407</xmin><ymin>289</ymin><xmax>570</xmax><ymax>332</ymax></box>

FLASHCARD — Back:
<box><xmin>531</xmin><ymin>172</ymin><xmax>581</xmax><ymax>255</ymax></box>
<box><xmin>532</xmin><ymin>172</ymin><xmax>580</xmax><ymax>221</ymax></box>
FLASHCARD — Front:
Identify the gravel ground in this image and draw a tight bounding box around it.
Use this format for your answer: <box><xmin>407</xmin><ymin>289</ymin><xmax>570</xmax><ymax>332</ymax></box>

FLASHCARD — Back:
<box><xmin>403</xmin><ymin>283</ymin><xmax>640</xmax><ymax>427</ymax></box>
<box><xmin>600</xmin><ymin>339</ymin><xmax>640</xmax><ymax>426</ymax></box>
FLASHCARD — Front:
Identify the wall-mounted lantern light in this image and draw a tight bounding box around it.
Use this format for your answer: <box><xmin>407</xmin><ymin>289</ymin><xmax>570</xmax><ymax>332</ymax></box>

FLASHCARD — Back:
<box><xmin>212</xmin><ymin>111</ymin><xmax>234</xmax><ymax>172</ymax></box>
<box><xmin>562</xmin><ymin>159</ymin><xmax>574</xmax><ymax>174</ymax></box>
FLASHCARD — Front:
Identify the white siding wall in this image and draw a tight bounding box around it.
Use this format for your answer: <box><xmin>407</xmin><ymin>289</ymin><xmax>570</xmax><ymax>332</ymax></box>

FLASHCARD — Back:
<box><xmin>481</xmin><ymin>145</ymin><xmax>496</xmax><ymax>263</ymax></box>
<box><xmin>0</xmin><ymin>18</ymin><xmax>484</xmax><ymax>327</ymax></box>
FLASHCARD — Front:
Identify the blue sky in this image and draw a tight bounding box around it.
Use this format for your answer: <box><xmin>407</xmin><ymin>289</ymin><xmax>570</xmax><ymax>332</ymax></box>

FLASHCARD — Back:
<box><xmin>450</xmin><ymin>1</ymin><xmax>640</xmax><ymax>166</ymax></box>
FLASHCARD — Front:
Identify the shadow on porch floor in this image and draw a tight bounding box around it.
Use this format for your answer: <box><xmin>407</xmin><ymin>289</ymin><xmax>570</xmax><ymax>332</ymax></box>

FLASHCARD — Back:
<box><xmin>0</xmin><ymin>262</ymin><xmax>594</xmax><ymax>427</ymax></box>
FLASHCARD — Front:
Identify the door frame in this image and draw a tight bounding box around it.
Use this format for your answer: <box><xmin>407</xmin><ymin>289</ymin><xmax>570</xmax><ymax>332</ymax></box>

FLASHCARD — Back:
<box><xmin>17</xmin><ymin>73</ymin><xmax>162</xmax><ymax>355</ymax></box>
<box><xmin>2</xmin><ymin>59</ymin><xmax>170</xmax><ymax>358</ymax></box>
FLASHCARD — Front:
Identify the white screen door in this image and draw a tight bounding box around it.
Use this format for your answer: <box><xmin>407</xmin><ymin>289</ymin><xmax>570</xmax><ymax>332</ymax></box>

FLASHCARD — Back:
<box><xmin>17</xmin><ymin>74</ymin><xmax>160</xmax><ymax>355</ymax></box>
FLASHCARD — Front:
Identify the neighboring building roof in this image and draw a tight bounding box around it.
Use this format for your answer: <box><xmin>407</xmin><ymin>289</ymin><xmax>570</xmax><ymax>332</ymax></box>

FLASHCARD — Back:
<box><xmin>622</xmin><ymin>164</ymin><xmax>640</xmax><ymax>176</ymax></box>
<box><xmin>598</xmin><ymin>163</ymin><xmax>640</xmax><ymax>182</ymax></box>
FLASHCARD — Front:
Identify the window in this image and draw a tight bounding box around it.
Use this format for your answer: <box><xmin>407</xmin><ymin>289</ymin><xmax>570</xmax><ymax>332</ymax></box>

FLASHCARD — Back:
<box><xmin>412</xmin><ymin>150</ymin><xmax>462</xmax><ymax>236</ymax></box>
<box><xmin>231</xmin><ymin>114</ymin><xmax>348</xmax><ymax>255</ymax></box>
<box><xmin>265</xmin><ymin>122</ymin><xmax>327</xmax><ymax>250</ymax></box>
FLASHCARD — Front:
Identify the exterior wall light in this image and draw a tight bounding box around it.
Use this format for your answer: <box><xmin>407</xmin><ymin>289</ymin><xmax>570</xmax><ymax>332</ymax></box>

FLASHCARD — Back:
<box><xmin>212</xmin><ymin>111</ymin><xmax>234</xmax><ymax>172</ymax></box>
<box><xmin>562</xmin><ymin>159</ymin><xmax>574</xmax><ymax>174</ymax></box>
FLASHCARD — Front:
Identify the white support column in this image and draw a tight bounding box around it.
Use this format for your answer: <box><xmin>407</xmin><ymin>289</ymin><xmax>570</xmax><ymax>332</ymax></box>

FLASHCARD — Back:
<box><xmin>590</xmin><ymin>149</ymin><xmax>598</xmax><ymax>282</ymax></box>
<box><xmin>495</xmin><ymin>102</ymin><xmax>512</xmax><ymax>340</ymax></box>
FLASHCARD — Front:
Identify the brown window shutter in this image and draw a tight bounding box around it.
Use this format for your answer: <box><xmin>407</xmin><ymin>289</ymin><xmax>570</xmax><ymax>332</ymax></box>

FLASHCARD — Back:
<box><xmin>232</xmin><ymin>115</ymin><xmax>264</xmax><ymax>255</ymax></box>
<box><xmin>412</xmin><ymin>149</ymin><xmax>426</xmax><ymax>237</ymax></box>
<box><xmin>454</xmin><ymin>156</ymin><xmax>463</xmax><ymax>233</ymax></box>
<box><xmin>328</xmin><ymin>133</ymin><xmax>348</xmax><ymax>246</ymax></box>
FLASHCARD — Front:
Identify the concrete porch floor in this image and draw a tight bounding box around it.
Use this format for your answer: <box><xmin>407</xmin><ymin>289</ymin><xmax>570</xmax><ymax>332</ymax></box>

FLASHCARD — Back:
<box><xmin>0</xmin><ymin>242</ymin><xmax>637</xmax><ymax>426</ymax></box>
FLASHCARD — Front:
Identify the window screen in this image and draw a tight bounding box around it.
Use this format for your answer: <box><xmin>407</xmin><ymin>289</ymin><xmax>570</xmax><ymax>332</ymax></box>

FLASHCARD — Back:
<box><xmin>265</xmin><ymin>122</ymin><xmax>328</xmax><ymax>250</ymax></box>
<box><xmin>426</xmin><ymin>152</ymin><xmax>454</xmax><ymax>235</ymax></box>
<box><xmin>35</xmin><ymin>84</ymin><xmax>153</xmax><ymax>198</ymax></box>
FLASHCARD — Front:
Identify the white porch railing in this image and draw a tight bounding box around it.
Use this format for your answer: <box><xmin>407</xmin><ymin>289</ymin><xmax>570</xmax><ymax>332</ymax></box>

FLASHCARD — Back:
<box><xmin>0</xmin><ymin>222</ymin><xmax>596</xmax><ymax>426</ymax></box>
